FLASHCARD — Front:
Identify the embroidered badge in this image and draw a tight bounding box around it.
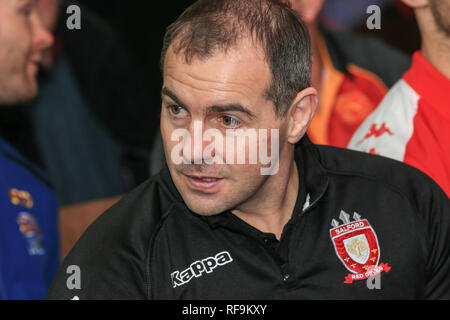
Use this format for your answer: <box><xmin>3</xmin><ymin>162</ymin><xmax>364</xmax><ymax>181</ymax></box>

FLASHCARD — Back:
<box><xmin>330</xmin><ymin>210</ymin><xmax>390</xmax><ymax>284</ymax></box>
<box><xmin>16</xmin><ymin>212</ymin><xmax>45</xmax><ymax>256</ymax></box>
<box><xmin>9</xmin><ymin>188</ymin><xmax>34</xmax><ymax>209</ymax></box>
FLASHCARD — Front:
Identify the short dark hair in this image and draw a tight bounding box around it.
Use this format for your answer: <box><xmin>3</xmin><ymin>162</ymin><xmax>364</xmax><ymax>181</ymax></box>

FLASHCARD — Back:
<box><xmin>160</xmin><ymin>0</ymin><xmax>311</xmax><ymax>117</ymax></box>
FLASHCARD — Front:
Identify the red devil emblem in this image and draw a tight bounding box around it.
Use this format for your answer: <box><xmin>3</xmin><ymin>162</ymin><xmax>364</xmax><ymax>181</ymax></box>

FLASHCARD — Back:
<box><xmin>330</xmin><ymin>211</ymin><xmax>391</xmax><ymax>283</ymax></box>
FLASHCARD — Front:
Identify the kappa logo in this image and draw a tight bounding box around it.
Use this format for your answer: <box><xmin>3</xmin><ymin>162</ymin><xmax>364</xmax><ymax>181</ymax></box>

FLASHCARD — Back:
<box><xmin>330</xmin><ymin>210</ymin><xmax>391</xmax><ymax>284</ymax></box>
<box><xmin>357</xmin><ymin>122</ymin><xmax>394</xmax><ymax>145</ymax></box>
<box><xmin>171</xmin><ymin>251</ymin><xmax>233</xmax><ymax>288</ymax></box>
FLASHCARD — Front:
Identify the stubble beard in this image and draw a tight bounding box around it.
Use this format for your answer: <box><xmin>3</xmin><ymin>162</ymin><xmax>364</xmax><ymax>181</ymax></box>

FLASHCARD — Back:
<box><xmin>429</xmin><ymin>0</ymin><xmax>450</xmax><ymax>37</ymax></box>
<box><xmin>0</xmin><ymin>61</ymin><xmax>37</xmax><ymax>106</ymax></box>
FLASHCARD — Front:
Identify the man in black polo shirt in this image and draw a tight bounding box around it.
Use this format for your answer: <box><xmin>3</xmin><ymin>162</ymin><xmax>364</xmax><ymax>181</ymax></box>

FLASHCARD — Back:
<box><xmin>47</xmin><ymin>0</ymin><xmax>449</xmax><ymax>300</ymax></box>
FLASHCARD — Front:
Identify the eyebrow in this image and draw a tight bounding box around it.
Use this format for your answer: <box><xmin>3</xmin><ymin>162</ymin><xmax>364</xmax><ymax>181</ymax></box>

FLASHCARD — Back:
<box><xmin>161</xmin><ymin>87</ymin><xmax>256</xmax><ymax>119</ymax></box>
<box><xmin>161</xmin><ymin>87</ymin><xmax>187</xmax><ymax>110</ymax></box>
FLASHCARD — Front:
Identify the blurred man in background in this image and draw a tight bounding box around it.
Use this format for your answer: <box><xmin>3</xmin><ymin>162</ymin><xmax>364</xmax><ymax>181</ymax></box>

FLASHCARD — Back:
<box><xmin>0</xmin><ymin>0</ymin><xmax>52</xmax><ymax>104</ymax></box>
<box><xmin>278</xmin><ymin>0</ymin><xmax>410</xmax><ymax>147</ymax></box>
<box><xmin>27</xmin><ymin>0</ymin><xmax>159</xmax><ymax>258</ymax></box>
<box><xmin>29</xmin><ymin>0</ymin><xmax>125</xmax><ymax>259</ymax></box>
<box><xmin>0</xmin><ymin>0</ymin><xmax>59</xmax><ymax>299</ymax></box>
<box><xmin>349</xmin><ymin>0</ymin><xmax>450</xmax><ymax>197</ymax></box>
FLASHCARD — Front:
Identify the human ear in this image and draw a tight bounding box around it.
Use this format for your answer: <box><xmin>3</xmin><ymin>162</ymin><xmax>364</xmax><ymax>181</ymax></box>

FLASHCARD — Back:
<box><xmin>286</xmin><ymin>87</ymin><xmax>318</xmax><ymax>145</ymax></box>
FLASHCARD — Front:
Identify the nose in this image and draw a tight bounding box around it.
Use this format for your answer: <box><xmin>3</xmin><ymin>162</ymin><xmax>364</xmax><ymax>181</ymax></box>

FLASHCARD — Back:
<box><xmin>30</xmin><ymin>11</ymin><xmax>54</xmax><ymax>52</ymax></box>
<box><xmin>182</xmin><ymin>121</ymin><xmax>215</xmax><ymax>165</ymax></box>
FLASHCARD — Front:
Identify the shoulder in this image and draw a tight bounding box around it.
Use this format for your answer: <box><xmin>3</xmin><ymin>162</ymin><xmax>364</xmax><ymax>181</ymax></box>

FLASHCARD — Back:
<box><xmin>310</xmin><ymin>142</ymin><xmax>449</xmax><ymax>299</ymax></box>
<box><xmin>313</xmin><ymin>143</ymin><xmax>448</xmax><ymax>214</ymax></box>
<box><xmin>365</xmin><ymin>79</ymin><xmax>419</xmax><ymax>117</ymax></box>
<box><xmin>70</xmin><ymin>168</ymin><xmax>180</xmax><ymax>253</ymax></box>
<box><xmin>0</xmin><ymin>138</ymin><xmax>53</xmax><ymax>190</ymax></box>
<box><xmin>46</xmin><ymin>168</ymin><xmax>182</xmax><ymax>299</ymax></box>
<box><xmin>348</xmin><ymin>79</ymin><xmax>419</xmax><ymax>161</ymax></box>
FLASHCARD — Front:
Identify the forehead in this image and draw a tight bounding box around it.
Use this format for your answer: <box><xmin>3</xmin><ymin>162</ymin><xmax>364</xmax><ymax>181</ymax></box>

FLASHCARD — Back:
<box><xmin>163</xmin><ymin>38</ymin><xmax>272</xmax><ymax>106</ymax></box>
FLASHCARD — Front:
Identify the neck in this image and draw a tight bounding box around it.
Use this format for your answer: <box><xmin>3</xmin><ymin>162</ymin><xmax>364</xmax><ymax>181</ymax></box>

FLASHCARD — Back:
<box><xmin>416</xmin><ymin>8</ymin><xmax>450</xmax><ymax>79</ymax></box>
<box><xmin>231</xmin><ymin>147</ymin><xmax>299</xmax><ymax>240</ymax></box>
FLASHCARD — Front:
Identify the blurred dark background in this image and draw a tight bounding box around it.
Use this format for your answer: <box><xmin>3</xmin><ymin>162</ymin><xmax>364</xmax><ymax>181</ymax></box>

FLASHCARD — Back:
<box><xmin>77</xmin><ymin>0</ymin><xmax>420</xmax><ymax>106</ymax></box>
<box><xmin>75</xmin><ymin>0</ymin><xmax>197</xmax><ymax>106</ymax></box>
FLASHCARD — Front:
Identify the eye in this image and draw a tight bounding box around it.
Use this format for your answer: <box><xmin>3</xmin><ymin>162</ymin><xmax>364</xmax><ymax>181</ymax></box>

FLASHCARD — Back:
<box><xmin>221</xmin><ymin>115</ymin><xmax>241</xmax><ymax>128</ymax></box>
<box><xmin>168</xmin><ymin>105</ymin><xmax>188</xmax><ymax>118</ymax></box>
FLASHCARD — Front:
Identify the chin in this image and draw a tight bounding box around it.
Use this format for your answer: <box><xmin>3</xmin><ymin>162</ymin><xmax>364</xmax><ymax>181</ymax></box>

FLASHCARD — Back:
<box><xmin>184</xmin><ymin>197</ymin><xmax>232</xmax><ymax>216</ymax></box>
<box><xmin>1</xmin><ymin>88</ymin><xmax>36</xmax><ymax>106</ymax></box>
<box><xmin>185</xmin><ymin>202</ymin><xmax>224</xmax><ymax>216</ymax></box>
<box><xmin>16</xmin><ymin>81</ymin><xmax>38</xmax><ymax>104</ymax></box>
<box><xmin>17</xmin><ymin>90</ymin><xmax>37</xmax><ymax>104</ymax></box>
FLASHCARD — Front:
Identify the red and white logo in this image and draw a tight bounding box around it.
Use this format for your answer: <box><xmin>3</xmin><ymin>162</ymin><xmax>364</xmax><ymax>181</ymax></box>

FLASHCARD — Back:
<box><xmin>330</xmin><ymin>211</ymin><xmax>391</xmax><ymax>284</ymax></box>
<box><xmin>357</xmin><ymin>122</ymin><xmax>394</xmax><ymax>146</ymax></box>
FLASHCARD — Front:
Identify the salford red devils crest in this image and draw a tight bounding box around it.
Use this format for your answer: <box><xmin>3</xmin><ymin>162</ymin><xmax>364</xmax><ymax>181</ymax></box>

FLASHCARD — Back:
<box><xmin>330</xmin><ymin>211</ymin><xmax>391</xmax><ymax>283</ymax></box>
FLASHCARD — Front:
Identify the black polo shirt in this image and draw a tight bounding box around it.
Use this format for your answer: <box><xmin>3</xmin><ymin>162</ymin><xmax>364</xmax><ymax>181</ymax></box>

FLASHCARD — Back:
<box><xmin>46</xmin><ymin>136</ymin><xmax>450</xmax><ymax>300</ymax></box>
